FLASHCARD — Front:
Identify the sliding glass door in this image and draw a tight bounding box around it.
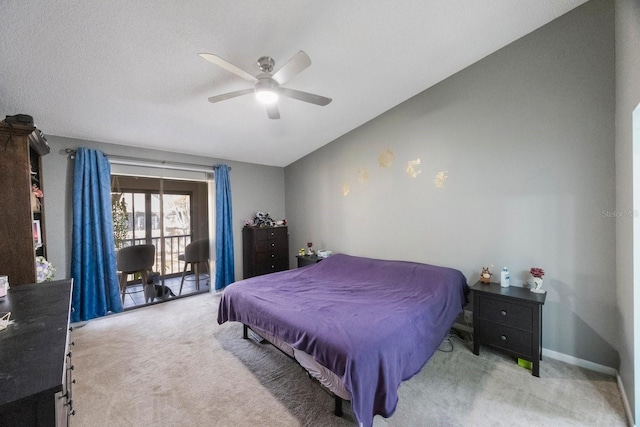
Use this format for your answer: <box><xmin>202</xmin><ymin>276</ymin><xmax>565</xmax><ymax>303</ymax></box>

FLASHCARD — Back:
<box><xmin>113</xmin><ymin>190</ymin><xmax>194</xmax><ymax>277</ymax></box>
<box><xmin>112</xmin><ymin>175</ymin><xmax>211</xmax><ymax>307</ymax></box>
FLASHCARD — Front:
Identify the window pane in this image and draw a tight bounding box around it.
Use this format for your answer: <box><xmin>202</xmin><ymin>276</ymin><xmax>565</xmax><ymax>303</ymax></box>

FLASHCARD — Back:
<box><xmin>111</xmin><ymin>191</ymin><xmax>132</xmax><ymax>249</ymax></box>
<box><xmin>151</xmin><ymin>194</ymin><xmax>161</xmax><ymax>238</ymax></box>
<box><xmin>133</xmin><ymin>193</ymin><xmax>146</xmax><ymax>241</ymax></box>
<box><xmin>163</xmin><ymin>194</ymin><xmax>191</xmax><ymax>237</ymax></box>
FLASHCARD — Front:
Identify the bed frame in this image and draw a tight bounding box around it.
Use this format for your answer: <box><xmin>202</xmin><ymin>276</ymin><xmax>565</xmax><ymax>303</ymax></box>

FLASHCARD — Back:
<box><xmin>242</xmin><ymin>323</ymin><xmax>345</xmax><ymax>417</ymax></box>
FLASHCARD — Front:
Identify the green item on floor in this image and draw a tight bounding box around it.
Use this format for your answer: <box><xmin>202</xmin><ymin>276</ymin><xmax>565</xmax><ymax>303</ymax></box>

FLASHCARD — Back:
<box><xmin>518</xmin><ymin>358</ymin><xmax>532</xmax><ymax>370</ymax></box>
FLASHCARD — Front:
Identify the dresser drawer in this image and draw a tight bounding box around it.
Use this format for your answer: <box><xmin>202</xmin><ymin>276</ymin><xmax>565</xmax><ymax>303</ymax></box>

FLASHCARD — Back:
<box><xmin>478</xmin><ymin>320</ymin><xmax>533</xmax><ymax>356</ymax></box>
<box><xmin>256</xmin><ymin>238</ymin><xmax>287</xmax><ymax>252</ymax></box>
<box><xmin>255</xmin><ymin>227</ymin><xmax>288</xmax><ymax>242</ymax></box>
<box><xmin>255</xmin><ymin>249</ymin><xmax>288</xmax><ymax>264</ymax></box>
<box><xmin>255</xmin><ymin>258</ymin><xmax>289</xmax><ymax>275</ymax></box>
<box><xmin>478</xmin><ymin>295</ymin><xmax>533</xmax><ymax>331</ymax></box>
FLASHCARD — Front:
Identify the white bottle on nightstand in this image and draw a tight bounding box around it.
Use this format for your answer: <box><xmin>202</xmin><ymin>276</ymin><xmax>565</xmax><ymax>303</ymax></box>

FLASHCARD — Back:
<box><xmin>500</xmin><ymin>267</ymin><xmax>510</xmax><ymax>288</ymax></box>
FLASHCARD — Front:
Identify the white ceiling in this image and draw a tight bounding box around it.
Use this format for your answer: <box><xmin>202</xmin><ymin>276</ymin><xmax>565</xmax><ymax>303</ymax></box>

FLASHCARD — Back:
<box><xmin>0</xmin><ymin>0</ymin><xmax>587</xmax><ymax>167</ymax></box>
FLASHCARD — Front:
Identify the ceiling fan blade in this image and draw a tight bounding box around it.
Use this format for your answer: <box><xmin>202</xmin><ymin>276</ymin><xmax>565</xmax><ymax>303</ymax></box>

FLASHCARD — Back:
<box><xmin>279</xmin><ymin>87</ymin><xmax>332</xmax><ymax>106</ymax></box>
<box><xmin>272</xmin><ymin>51</ymin><xmax>311</xmax><ymax>85</ymax></box>
<box><xmin>207</xmin><ymin>88</ymin><xmax>254</xmax><ymax>103</ymax></box>
<box><xmin>199</xmin><ymin>53</ymin><xmax>258</xmax><ymax>82</ymax></box>
<box><xmin>266</xmin><ymin>104</ymin><xmax>280</xmax><ymax>120</ymax></box>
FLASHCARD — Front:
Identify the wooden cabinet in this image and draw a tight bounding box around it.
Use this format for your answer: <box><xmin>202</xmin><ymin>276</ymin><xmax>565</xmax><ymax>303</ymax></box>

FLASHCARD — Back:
<box><xmin>470</xmin><ymin>281</ymin><xmax>546</xmax><ymax>376</ymax></box>
<box><xmin>0</xmin><ymin>279</ymin><xmax>74</xmax><ymax>426</ymax></box>
<box><xmin>0</xmin><ymin>122</ymin><xmax>50</xmax><ymax>285</ymax></box>
<box><xmin>242</xmin><ymin>226</ymin><xmax>289</xmax><ymax>279</ymax></box>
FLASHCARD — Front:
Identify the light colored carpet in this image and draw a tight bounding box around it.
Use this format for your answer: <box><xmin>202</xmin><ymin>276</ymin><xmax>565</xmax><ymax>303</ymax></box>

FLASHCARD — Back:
<box><xmin>70</xmin><ymin>293</ymin><xmax>628</xmax><ymax>427</ymax></box>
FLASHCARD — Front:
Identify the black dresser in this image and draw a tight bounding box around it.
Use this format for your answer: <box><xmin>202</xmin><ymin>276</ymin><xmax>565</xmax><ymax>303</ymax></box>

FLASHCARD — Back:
<box><xmin>470</xmin><ymin>281</ymin><xmax>546</xmax><ymax>376</ymax></box>
<box><xmin>0</xmin><ymin>279</ymin><xmax>74</xmax><ymax>426</ymax></box>
<box><xmin>242</xmin><ymin>226</ymin><xmax>289</xmax><ymax>278</ymax></box>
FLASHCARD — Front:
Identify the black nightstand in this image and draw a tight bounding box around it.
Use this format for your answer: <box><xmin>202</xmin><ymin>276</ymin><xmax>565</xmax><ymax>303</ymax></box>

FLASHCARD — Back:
<box><xmin>296</xmin><ymin>254</ymin><xmax>322</xmax><ymax>268</ymax></box>
<box><xmin>470</xmin><ymin>281</ymin><xmax>546</xmax><ymax>376</ymax></box>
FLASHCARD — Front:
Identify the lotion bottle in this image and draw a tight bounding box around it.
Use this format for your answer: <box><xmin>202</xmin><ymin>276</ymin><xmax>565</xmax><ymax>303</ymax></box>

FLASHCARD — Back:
<box><xmin>500</xmin><ymin>267</ymin><xmax>510</xmax><ymax>288</ymax></box>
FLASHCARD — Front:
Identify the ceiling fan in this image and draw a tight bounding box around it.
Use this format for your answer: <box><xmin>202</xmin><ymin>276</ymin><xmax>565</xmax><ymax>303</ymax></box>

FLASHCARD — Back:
<box><xmin>199</xmin><ymin>50</ymin><xmax>332</xmax><ymax>119</ymax></box>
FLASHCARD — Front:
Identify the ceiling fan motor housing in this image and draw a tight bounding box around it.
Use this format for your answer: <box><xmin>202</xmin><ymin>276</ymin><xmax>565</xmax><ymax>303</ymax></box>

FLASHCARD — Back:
<box><xmin>257</xmin><ymin>56</ymin><xmax>275</xmax><ymax>73</ymax></box>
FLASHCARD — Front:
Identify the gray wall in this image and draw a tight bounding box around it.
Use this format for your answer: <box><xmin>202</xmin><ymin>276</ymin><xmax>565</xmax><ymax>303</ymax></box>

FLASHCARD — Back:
<box><xmin>615</xmin><ymin>0</ymin><xmax>640</xmax><ymax>419</ymax></box>
<box><xmin>285</xmin><ymin>0</ymin><xmax>617</xmax><ymax>367</ymax></box>
<box><xmin>41</xmin><ymin>136</ymin><xmax>286</xmax><ymax>283</ymax></box>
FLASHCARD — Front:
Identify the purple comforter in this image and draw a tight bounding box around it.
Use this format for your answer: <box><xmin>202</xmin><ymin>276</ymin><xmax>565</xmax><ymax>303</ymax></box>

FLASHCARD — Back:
<box><xmin>217</xmin><ymin>254</ymin><xmax>468</xmax><ymax>427</ymax></box>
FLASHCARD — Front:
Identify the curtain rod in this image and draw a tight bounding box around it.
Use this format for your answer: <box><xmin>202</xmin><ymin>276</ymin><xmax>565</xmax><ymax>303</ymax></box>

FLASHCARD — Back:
<box><xmin>63</xmin><ymin>149</ymin><xmax>230</xmax><ymax>173</ymax></box>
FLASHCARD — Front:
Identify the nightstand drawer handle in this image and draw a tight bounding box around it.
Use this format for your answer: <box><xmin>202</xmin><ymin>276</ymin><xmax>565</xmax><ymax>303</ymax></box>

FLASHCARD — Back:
<box><xmin>501</xmin><ymin>335</ymin><xmax>507</xmax><ymax>341</ymax></box>
<box><xmin>501</xmin><ymin>310</ymin><xmax>507</xmax><ymax>316</ymax></box>
<box><xmin>271</xmin><ymin>254</ymin><xmax>275</xmax><ymax>258</ymax></box>
<box><xmin>271</xmin><ymin>243</ymin><xmax>275</xmax><ymax>247</ymax></box>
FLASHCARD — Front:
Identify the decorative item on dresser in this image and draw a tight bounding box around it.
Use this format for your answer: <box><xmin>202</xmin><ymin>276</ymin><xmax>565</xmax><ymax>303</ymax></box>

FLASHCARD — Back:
<box><xmin>0</xmin><ymin>279</ymin><xmax>74</xmax><ymax>426</ymax></box>
<box><xmin>242</xmin><ymin>225</ymin><xmax>289</xmax><ymax>279</ymax></box>
<box><xmin>470</xmin><ymin>281</ymin><xmax>546</xmax><ymax>377</ymax></box>
<box><xmin>529</xmin><ymin>267</ymin><xmax>546</xmax><ymax>293</ymax></box>
<box><xmin>0</xmin><ymin>120</ymin><xmax>50</xmax><ymax>286</ymax></box>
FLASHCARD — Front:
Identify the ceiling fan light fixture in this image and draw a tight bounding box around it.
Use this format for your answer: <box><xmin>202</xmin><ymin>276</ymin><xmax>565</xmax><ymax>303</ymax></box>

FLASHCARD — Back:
<box><xmin>255</xmin><ymin>87</ymin><xmax>278</xmax><ymax>104</ymax></box>
<box><xmin>255</xmin><ymin>78</ymin><xmax>279</xmax><ymax>104</ymax></box>
<box><xmin>200</xmin><ymin>51</ymin><xmax>331</xmax><ymax>117</ymax></box>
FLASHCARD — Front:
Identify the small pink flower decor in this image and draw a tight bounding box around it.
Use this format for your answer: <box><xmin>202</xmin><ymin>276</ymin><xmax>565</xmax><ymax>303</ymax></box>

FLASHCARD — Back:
<box><xmin>529</xmin><ymin>267</ymin><xmax>545</xmax><ymax>278</ymax></box>
<box><xmin>529</xmin><ymin>267</ymin><xmax>546</xmax><ymax>294</ymax></box>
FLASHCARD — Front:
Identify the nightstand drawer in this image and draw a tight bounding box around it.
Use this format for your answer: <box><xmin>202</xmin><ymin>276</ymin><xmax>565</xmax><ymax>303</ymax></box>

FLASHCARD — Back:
<box><xmin>478</xmin><ymin>320</ymin><xmax>533</xmax><ymax>356</ymax></box>
<box><xmin>478</xmin><ymin>296</ymin><xmax>533</xmax><ymax>331</ymax></box>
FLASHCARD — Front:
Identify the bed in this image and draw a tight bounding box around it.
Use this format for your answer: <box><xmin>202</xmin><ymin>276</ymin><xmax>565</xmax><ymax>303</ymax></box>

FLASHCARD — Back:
<box><xmin>217</xmin><ymin>253</ymin><xmax>469</xmax><ymax>427</ymax></box>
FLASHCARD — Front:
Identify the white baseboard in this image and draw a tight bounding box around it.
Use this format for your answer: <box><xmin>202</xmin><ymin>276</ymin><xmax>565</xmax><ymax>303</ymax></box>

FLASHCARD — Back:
<box><xmin>616</xmin><ymin>373</ymin><xmax>635</xmax><ymax>427</ymax></box>
<box><xmin>542</xmin><ymin>348</ymin><xmax>634</xmax><ymax>426</ymax></box>
<box><xmin>542</xmin><ymin>347</ymin><xmax>617</xmax><ymax>376</ymax></box>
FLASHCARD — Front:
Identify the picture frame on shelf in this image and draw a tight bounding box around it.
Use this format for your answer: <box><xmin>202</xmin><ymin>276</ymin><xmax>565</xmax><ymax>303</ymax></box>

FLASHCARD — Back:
<box><xmin>33</xmin><ymin>220</ymin><xmax>42</xmax><ymax>248</ymax></box>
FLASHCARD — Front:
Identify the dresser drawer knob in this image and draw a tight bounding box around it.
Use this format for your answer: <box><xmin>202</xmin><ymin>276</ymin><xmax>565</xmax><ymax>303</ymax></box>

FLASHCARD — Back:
<box><xmin>271</xmin><ymin>254</ymin><xmax>275</xmax><ymax>258</ymax></box>
<box><xmin>271</xmin><ymin>243</ymin><xmax>275</xmax><ymax>247</ymax></box>
<box><xmin>501</xmin><ymin>310</ymin><xmax>507</xmax><ymax>316</ymax></box>
<box><xmin>501</xmin><ymin>335</ymin><xmax>507</xmax><ymax>341</ymax></box>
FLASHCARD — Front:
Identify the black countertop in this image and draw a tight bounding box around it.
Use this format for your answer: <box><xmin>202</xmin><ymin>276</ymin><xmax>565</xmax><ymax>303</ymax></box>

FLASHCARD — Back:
<box><xmin>0</xmin><ymin>279</ymin><xmax>72</xmax><ymax>408</ymax></box>
<box><xmin>469</xmin><ymin>281</ymin><xmax>546</xmax><ymax>305</ymax></box>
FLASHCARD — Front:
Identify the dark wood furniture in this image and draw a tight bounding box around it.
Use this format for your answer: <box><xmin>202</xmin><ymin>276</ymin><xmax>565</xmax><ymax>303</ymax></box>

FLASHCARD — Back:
<box><xmin>296</xmin><ymin>254</ymin><xmax>322</xmax><ymax>268</ymax></box>
<box><xmin>470</xmin><ymin>281</ymin><xmax>546</xmax><ymax>377</ymax></box>
<box><xmin>242</xmin><ymin>226</ymin><xmax>289</xmax><ymax>279</ymax></box>
<box><xmin>0</xmin><ymin>122</ymin><xmax>50</xmax><ymax>286</ymax></box>
<box><xmin>0</xmin><ymin>279</ymin><xmax>74</xmax><ymax>426</ymax></box>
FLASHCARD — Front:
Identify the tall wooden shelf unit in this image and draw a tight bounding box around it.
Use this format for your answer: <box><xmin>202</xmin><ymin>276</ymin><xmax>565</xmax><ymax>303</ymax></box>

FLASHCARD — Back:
<box><xmin>0</xmin><ymin>122</ymin><xmax>50</xmax><ymax>286</ymax></box>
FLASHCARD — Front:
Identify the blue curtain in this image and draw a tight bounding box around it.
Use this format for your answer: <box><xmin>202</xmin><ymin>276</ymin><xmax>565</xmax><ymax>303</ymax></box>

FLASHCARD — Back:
<box><xmin>214</xmin><ymin>164</ymin><xmax>235</xmax><ymax>290</ymax></box>
<box><xmin>71</xmin><ymin>148</ymin><xmax>123</xmax><ymax>322</ymax></box>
